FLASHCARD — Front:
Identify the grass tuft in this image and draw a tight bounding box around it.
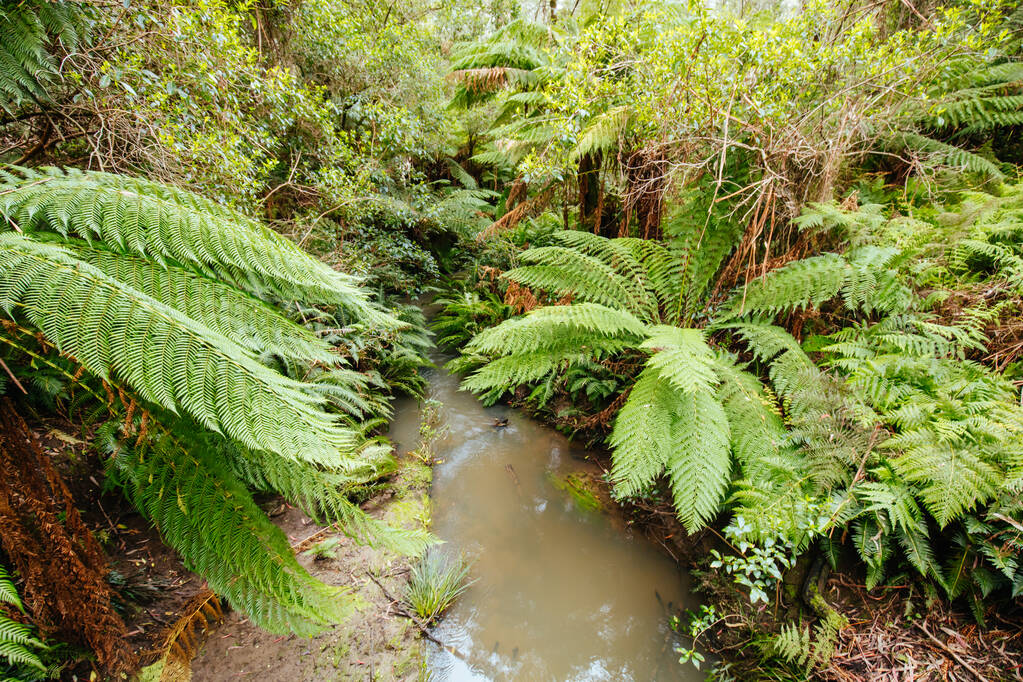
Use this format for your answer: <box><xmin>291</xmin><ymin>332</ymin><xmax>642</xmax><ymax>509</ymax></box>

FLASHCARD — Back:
<box><xmin>403</xmin><ymin>550</ymin><xmax>475</xmax><ymax>624</ymax></box>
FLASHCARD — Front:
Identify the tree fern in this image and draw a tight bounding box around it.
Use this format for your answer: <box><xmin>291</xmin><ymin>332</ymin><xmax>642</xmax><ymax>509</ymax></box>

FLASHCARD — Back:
<box><xmin>0</xmin><ymin>234</ymin><xmax>356</xmax><ymax>466</ymax></box>
<box><xmin>459</xmin><ymin>231</ymin><xmax>794</xmax><ymax>533</ymax></box>
<box><xmin>0</xmin><ymin>168</ymin><xmax>426</xmax><ymax>643</ymax></box>
<box><xmin>448</xmin><ymin>19</ymin><xmax>550</xmax><ymax>109</ymax></box>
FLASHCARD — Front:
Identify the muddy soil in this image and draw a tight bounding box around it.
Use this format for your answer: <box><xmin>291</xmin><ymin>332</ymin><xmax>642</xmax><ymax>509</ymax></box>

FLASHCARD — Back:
<box><xmin>188</xmin><ymin>457</ymin><xmax>434</xmax><ymax>681</ymax></box>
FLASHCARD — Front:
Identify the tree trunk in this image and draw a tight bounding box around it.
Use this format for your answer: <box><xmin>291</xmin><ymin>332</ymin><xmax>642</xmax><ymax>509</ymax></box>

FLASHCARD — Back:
<box><xmin>577</xmin><ymin>152</ymin><xmax>602</xmax><ymax>233</ymax></box>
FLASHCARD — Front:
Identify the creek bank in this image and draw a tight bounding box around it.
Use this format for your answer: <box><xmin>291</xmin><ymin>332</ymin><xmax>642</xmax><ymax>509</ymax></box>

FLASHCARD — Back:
<box><xmin>188</xmin><ymin>456</ymin><xmax>434</xmax><ymax>681</ymax></box>
<box><xmin>37</xmin><ymin>403</ymin><xmax>438</xmax><ymax>681</ymax></box>
<box><xmin>392</xmin><ymin>351</ymin><xmax>697</xmax><ymax>681</ymax></box>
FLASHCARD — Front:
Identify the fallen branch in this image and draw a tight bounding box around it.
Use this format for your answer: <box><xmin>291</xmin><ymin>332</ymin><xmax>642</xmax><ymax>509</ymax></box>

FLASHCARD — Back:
<box><xmin>364</xmin><ymin>571</ymin><xmax>473</xmax><ymax>665</ymax></box>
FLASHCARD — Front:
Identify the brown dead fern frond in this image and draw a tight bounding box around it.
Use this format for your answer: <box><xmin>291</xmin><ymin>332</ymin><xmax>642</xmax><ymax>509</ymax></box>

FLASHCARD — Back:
<box><xmin>477</xmin><ymin>186</ymin><xmax>555</xmax><ymax>241</ymax></box>
<box><xmin>149</xmin><ymin>589</ymin><xmax>223</xmax><ymax>682</ymax></box>
<box><xmin>448</xmin><ymin>67</ymin><xmax>510</xmax><ymax>94</ymax></box>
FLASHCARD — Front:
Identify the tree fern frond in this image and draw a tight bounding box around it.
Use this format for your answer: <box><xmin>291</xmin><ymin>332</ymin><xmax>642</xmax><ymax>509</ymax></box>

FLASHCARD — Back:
<box><xmin>0</xmin><ymin>1</ymin><xmax>86</xmax><ymax>113</ymax></box>
<box><xmin>660</xmin><ymin>197</ymin><xmax>745</xmax><ymax>320</ymax></box>
<box><xmin>506</xmin><ymin>244</ymin><xmax>656</xmax><ymax>318</ymax></box>
<box><xmin>717</xmin><ymin>253</ymin><xmax>848</xmax><ymax>321</ymax></box>
<box><xmin>0</xmin><ymin>234</ymin><xmax>356</xmax><ymax>465</ymax></box>
<box><xmin>0</xmin><ymin>167</ymin><xmax>392</xmax><ymax>325</ymax></box>
<box><xmin>462</xmin><ymin>340</ymin><xmax>632</xmax><ymax>396</ymax></box>
<box><xmin>0</xmin><ymin>565</ymin><xmax>23</xmax><ymax>613</ymax></box>
<box><xmin>465</xmin><ymin>303</ymin><xmax>647</xmax><ymax>355</ymax></box>
<box><xmin>891</xmin><ymin>132</ymin><xmax>1005</xmax><ymax>180</ymax></box>
<box><xmin>608</xmin><ymin>367</ymin><xmax>676</xmax><ymax>497</ymax></box>
<box><xmin>571</xmin><ymin>106</ymin><xmax>631</xmax><ymax>161</ymax></box>
<box><xmin>113</xmin><ymin>430</ymin><xmax>356</xmax><ymax>636</ymax></box>
<box><xmin>667</xmin><ymin>389</ymin><xmax>732</xmax><ymax>533</ymax></box>
<box><xmin>715</xmin><ymin>361</ymin><xmax>790</xmax><ymax>479</ymax></box>
<box><xmin>640</xmin><ymin>325</ymin><xmax>719</xmax><ymax>395</ymax></box>
<box><xmin>67</xmin><ymin>242</ymin><xmax>340</xmax><ymax>365</ymax></box>
<box><xmin>0</xmin><ymin>564</ymin><xmax>46</xmax><ymax>673</ymax></box>
<box><xmin>227</xmin><ymin>446</ymin><xmax>433</xmax><ymax>557</ymax></box>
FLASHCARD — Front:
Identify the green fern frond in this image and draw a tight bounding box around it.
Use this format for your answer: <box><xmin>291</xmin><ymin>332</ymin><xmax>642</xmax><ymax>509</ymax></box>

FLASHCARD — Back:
<box><xmin>667</xmin><ymin>389</ymin><xmax>732</xmax><ymax>533</ymax></box>
<box><xmin>112</xmin><ymin>429</ymin><xmax>356</xmax><ymax>636</ymax></box>
<box><xmin>0</xmin><ymin>234</ymin><xmax>356</xmax><ymax>465</ymax></box>
<box><xmin>717</xmin><ymin>253</ymin><xmax>848</xmax><ymax>320</ymax></box>
<box><xmin>0</xmin><ymin>1</ymin><xmax>86</xmax><ymax>113</ymax></box>
<box><xmin>571</xmin><ymin>106</ymin><xmax>631</xmax><ymax>160</ymax></box>
<box><xmin>462</xmin><ymin>339</ymin><xmax>632</xmax><ymax>399</ymax></box>
<box><xmin>0</xmin><ymin>167</ymin><xmax>392</xmax><ymax>325</ymax></box>
<box><xmin>0</xmin><ymin>566</ymin><xmax>46</xmax><ymax>675</ymax></box>
<box><xmin>640</xmin><ymin>325</ymin><xmax>719</xmax><ymax>395</ymax></box>
<box><xmin>0</xmin><ymin>565</ymin><xmax>23</xmax><ymax>613</ymax></box>
<box><xmin>227</xmin><ymin>446</ymin><xmax>433</xmax><ymax>557</ymax></box>
<box><xmin>715</xmin><ymin>361</ymin><xmax>790</xmax><ymax>479</ymax></box>
<box><xmin>722</xmin><ymin>321</ymin><xmax>817</xmax><ymax>398</ymax></box>
<box><xmin>66</xmin><ymin>242</ymin><xmax>340</xmax><ymax>365</ymax></box>
<box><xmin>664</xmin><ymin>211</ymin><xmax>744</xmax><ymax>321</ymax></box>
<box><xmin>505</xmin><ymin>249</ymin><xmax>643</xmax><ymax>313</ymax></box>
<box><xmin>718</xmin><ymin>246</ymin><xmax>911</xmax><ymax>321</ymax></box>
<box><xmin>890</xmin><ymin>132</ymin><xmax>1005</xmax><ymax>180</ymax></box>
<box><xmin>770</xmin><ymin>622</ymin><xmax>812</xmax><ymax>667</ymax></box>
<box><xmin>891</xmin><ymin>443</ymin><xmax>1002</xmax><ymax>527</ymax></box>
<box><xmin>608</xmin><ymin>367</ymin><xmax>676</xmax><ymax>497</ymax></box>
<box><xmin>465</xmin><ymin>303</ymin><xmax>647</xmax><ymax>355</ymax></box>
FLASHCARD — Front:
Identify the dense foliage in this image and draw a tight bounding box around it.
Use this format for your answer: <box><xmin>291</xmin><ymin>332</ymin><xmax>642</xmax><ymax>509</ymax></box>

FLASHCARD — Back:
<box><xmin>2</xmin><ymin>0</ymin><xmax>1023</xmax><ymax>677</ymax></box>
<box><xmin>439</xmin><ymin>0</ymin><xmax>1023</xmax><ymax>672</ymax></box>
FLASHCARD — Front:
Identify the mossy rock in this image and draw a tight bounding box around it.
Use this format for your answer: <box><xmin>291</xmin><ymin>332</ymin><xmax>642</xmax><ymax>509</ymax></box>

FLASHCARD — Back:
<box><xmin>547</xmin><ymin>472</ymin><xmax>603</xmax><ymax>512</ymax></box>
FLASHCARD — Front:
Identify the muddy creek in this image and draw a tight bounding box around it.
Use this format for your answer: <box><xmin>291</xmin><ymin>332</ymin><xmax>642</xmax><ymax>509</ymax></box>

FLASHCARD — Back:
<box><xmin>387</xmin><ymin>353</ymin><xmax>703</xmax><ymax>681</ymax></box>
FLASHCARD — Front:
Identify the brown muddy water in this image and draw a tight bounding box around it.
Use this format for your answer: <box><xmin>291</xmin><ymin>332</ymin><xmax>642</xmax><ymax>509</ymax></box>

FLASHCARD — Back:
<box><xmin>387</xmin><ymin>354</ymin><xmax>704</xmax><ymax>682</ymax></box>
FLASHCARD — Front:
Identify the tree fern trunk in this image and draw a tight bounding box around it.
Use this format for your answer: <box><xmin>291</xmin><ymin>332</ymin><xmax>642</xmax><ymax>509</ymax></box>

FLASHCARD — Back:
<box><xmin>0</xmin><ymin>399</ymin><xmax>133</xmax><ymax>673</ymax></box>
